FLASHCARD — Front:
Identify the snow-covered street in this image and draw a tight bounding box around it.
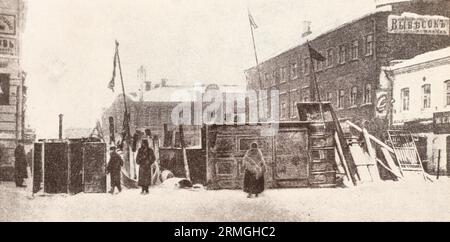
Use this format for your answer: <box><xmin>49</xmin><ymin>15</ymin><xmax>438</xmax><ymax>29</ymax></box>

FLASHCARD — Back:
<box><xmin>1</xmin><ymin>178</ymin><xmax>450</xmax><ymax>222</ymax></box>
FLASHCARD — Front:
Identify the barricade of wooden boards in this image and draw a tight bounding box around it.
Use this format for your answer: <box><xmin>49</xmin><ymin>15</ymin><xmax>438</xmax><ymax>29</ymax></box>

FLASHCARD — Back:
<box><xmin>333</xmin><ymin>121</ymin><xmax>427</xmax><ymax>186</ymax></box>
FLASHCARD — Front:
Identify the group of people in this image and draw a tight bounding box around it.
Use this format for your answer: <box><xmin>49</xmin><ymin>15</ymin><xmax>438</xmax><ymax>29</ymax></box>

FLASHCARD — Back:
<box><xmin>107</xmin><ymin>139</ymin><xmax>156</xmax><ymax>195</ymax></box>
<box><xmin>9</xmin><ymin>137</ymin><xmax>267</xmax><ymax>198</ymax></box>
<box><xmin>107</xmin><ymin>141</ymin><xmax>267</xmax><ymax>198</ymax></box>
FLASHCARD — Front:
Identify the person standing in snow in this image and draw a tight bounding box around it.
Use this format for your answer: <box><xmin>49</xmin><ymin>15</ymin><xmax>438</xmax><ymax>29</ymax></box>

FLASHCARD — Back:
<box><xmin>243</xmin><ymin>142</ymin><xmax>266</xmax><ymax>198</ymax></box>
<box><xmin>14</xmin><ymin>140</ymin><xmax>28</xmax><ymax>188</ymax></box>
<box><xmin>106</xmin><ymin>146</ymin><xmax>123</xmax><ymax>194</ymax></box>
<box><xmin>136</xmin><ymin>139</ymin><xmax>155</xmax><ymax>194</ymax></box>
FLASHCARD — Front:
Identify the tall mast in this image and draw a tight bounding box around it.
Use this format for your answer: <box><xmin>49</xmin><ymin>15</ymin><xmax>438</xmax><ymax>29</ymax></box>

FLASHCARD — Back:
<box><xmin>115</xmin><ymin>40</ymin><xmax>131</xmax><ymax>140</ymax></box>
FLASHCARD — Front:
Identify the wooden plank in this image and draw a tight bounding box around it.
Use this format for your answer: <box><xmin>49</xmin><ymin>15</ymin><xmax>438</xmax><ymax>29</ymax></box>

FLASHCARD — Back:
<box><xmin>381</xmin><ymin>147</ymin><xmax>403</xmax><ymax>178</ymax></box>
<box><xmin>346</xmin><ymin>121</ymin><xmax>395</xmax><ymax>154</ymax></box>
<box><xmin>329</xmin><ymin>106</ymin><xmax>358</xmax><ymax>185</ymax></box>
<box><xmin>334</xmin><ymin>132</ymin><xmax>353</xmax><ymax>186</ymax></box>
<box><xmin>376</xmin><ymin>158</ymin><xmax>403</xmax><ymax>180</ymax></box>
<box><xmin>363</xmin><ymin>128</ymin><xmax>381</xmax><ymax>181</ymax></box>
<box><xmin>349</xmin><ymin>144</ymin><xmax>372</xmax><ymax>182</ymax></box>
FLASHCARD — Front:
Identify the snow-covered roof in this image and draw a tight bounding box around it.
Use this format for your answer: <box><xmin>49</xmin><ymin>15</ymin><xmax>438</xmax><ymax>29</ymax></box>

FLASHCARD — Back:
<box><xmin>137</xmin><ymin>84</ymin><xmax>246</xmax><ymax>103</ymax></box>
<box><xmin>141</xmin><ymin>86</ymin><xmax>199</xmax><ymax>103</ymax></box>
<box><xmin>387</xmin><ymin>47</ymin><xmax>450</xmax><ymax>70</ymax></box>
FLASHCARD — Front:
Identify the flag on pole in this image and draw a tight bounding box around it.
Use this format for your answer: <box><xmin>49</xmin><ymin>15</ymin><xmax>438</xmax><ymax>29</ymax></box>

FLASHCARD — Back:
<box><xmin>108</xmin><ymin>52</ymin><xmax>117</xmax><ymax>92</ymax></box>
<box><xmin>308</xmin><ymin>43</ymin><xmax>325</xmax><ymax>61</ymax></box>
<box><xmin>248</xmin><ymin>11</ymin><xmax>258</xmax><ymax>29</ymax></box>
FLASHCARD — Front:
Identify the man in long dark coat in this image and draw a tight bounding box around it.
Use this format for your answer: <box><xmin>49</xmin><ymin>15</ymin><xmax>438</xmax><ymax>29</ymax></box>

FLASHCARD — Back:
<box><xmin>14</xmin><ymin>140</ymin><xmax>28</xmax><ymax>188</ymax></box>
<box><xmin>136</xmin><ymin>139</ymin><xmax>155</xmax><ymax>194</ymax></box>
<box><xmin>106</xmin><ymin>146</ymin><xmax>123</xmax><ymax>194</ymax></box>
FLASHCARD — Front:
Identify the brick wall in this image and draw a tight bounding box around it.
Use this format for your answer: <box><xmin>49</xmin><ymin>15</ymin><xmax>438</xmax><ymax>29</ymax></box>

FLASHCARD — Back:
<box><xmin>245</xmin><ymin>0</ymin><xmax>450</xmax><ymax>129</ymax></box>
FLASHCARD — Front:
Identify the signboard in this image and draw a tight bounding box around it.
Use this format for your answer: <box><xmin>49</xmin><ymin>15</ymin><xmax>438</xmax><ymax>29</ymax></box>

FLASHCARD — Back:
<box><xmin>388</xmin><ymin>13</ymin><xmax>450</xmax><ymax>36</ymax></box>
<box><xmin>0</xmin><ymin>14</ymin><xmax>16</xmax><ymax>35</ymax></box>
<box><xmin>0</xmin><ymin>37</ymin><xmax>16</xmax><ymax>56</ymax></box>
<box><xmin>375</xmin><ymin>89</ymin><xmax>388</xmax><ymax>118</ymax></box>
<box><xmin>433</xmin><ymin>111</ymin><xmax>450</xmax><ymax>134</ymax></box>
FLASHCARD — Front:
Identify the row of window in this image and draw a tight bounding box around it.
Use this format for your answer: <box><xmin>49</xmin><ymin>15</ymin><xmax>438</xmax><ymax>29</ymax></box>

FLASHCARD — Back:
<box><xmin>256</xmin><ymin>34</ymin><xmax>375</xmax><ymax>88</ymax></box>
<box><xmin>279</xmin><ymin>84</ymin><xmax>373</xmax><ymax>118</ymax></box>
<box><xmin>400</xmin><ymin>81</ymin><xmax>450</xmax><ymax>112</ymax></box>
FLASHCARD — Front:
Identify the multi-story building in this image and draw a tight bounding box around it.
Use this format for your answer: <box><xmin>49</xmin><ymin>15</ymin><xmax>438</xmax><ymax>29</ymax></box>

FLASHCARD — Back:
<box><xmin>380</xmin><ymin>46</ymin><xmax>450</xmax><ymax>175</ymax></box>
<box><xmin>245</xmin><ymin>0</ymin><xmax>450</xmax><ymax>134</ymax></box>
<box><xmin>101</xmin><ymin>79</ymin><xmax>245</xmax><ymax>148</ymax></box>
<box><xmin>0</xmin><ymin>0</ymin><xmax>27</xmax><ymax>181</ymax></box>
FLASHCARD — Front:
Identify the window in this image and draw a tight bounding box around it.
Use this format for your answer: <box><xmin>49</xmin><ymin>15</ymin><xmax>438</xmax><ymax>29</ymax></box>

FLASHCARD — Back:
<box><xmin>326</xmin><ymin>92</ymin><xmax>333</xmax><ymax>103</ymax></box>
<box><xmin>338</xmin><ymin>45</ymin><xmax>347</xmax><ymax>64</ymax></box>
<box><xmin>317</xmin><ymin>51</ymin><xmax>325</xmax><ymax>70</ymax></box>
<box><xmin>364</xmin><ymin>84</ymin><xmax>372</xmax><ymax>104</ymax></box>
<box><xmin>303</xmin><ymin>58</ymin><xmax>310</xmax><ymax>75</ymax></box>
<box><xmin>291</xmin><ymin>100</ymin><xmax>298</xmax><ymax>118</ymax></box>
<box><xmin>401</xmin><ymin>88</ymin><xmax>410</xmax><ymax>111</ymax></box>
<box><xmin>350</xmin><ymin>86</ymin><xmax>358</xmax><ymax>106</ymax></box>
<box><xmin>314</xmin><ymin>52</ymin><xmax>324</xmax><ymax>71</ymax></box>
<box><xmin>351</xmin><ymin>40</ymin><xmax>359</xmax><ymax>60</ymax></box>
<box><xmin>365</xmin><ymin>34</ymin><xmax>374</xmax><ymax>56</ymax></box>
<box><xmin>302</xmin><ymin>88</ymin><xmax>310</xmax><ymax>102</ymax></box>
<box><xmin>337</xmin><ymin>90</ymin><xmax>345</xmax><ymax>108</ymax></box>
<box><xmin>263</xmin><ymin>72</ymin><xmax>271</xmax><ymax>88</ymax></box>
<box><xmin>290</xmin><ymin>63</ymin><xmax>298</xmax><ymax>80</ymax></box>
<box><xmin>297</xmin><ymin>55</ymin><xmax>302</xmax><ymax>74</ymax></box>
<box><xmin>272</xmin><ymin>69</ymin><xmax>279</xmax><ymax>86</ymax></box>
<box><xmin>421</xmin><ymin>84</ymin><xmax>431</xmax><ymax>109</ymax></box>
<box><xmin>281</xmin><ymin>67</ymin><xmax>288</xmax><ymax>83</ymax></box>
<box><xmin>326</xmin><ymin>49</ymin><xmax>334</xmax><ymax>68</ymax></box>
<box><xmin>281</xmin><ymin>102</ymin><xmax>287</xmax><ymax>118</ymax></box>
<box><xmin>446</xmin><ymin>80</ymin><xmax>450</xmax><ymax>106</ymax></box>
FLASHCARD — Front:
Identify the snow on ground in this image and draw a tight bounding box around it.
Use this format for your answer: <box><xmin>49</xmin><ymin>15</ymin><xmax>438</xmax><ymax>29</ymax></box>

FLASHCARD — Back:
<box><xmin>1</xmin><ymin>178</ymin><xmax>450</xmax><ymax>222</ymax></box>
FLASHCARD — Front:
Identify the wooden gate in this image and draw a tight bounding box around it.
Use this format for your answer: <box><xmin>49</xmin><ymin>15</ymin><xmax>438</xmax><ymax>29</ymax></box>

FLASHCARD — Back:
<box><xmin>82</xmin><ymin>142</ymin><xmax>107</xmax><ymax>193</ymax></box>
<box><xmin>387</xmin><ymin>130</ymin><xmax>426</xmax><ymax>180</ymax></box>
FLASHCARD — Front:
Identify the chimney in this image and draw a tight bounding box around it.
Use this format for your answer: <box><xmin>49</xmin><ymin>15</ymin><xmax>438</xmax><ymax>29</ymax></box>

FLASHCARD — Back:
<box><xmin>144</xmin><ymin>81</ymin><xmax>152</xmax><ymax>91</ymax></box>
<box><xmin>161</xmin><ymin>78</ymin><xmax>168</xmax><ymax>87</ymax></box>
<box><xmin>301</xmin><ymin>21</ymin><xmax>312</xmax><ymax>38</ymax></box>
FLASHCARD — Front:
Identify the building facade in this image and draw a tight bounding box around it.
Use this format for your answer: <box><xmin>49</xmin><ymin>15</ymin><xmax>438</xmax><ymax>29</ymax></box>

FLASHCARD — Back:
<box><xmin>101</xmin><ymin>79</ymin><xmax>245</xmax><ymax>148</ymax></box>
<box><xmin>245</xmin><ymin>0</ymin><xmax>450</xmax><ymax>134</ymax></box>
<box><xmin>0</xmin><ymin>0</ymin><xmax>27</xmax><ymax>181</ymax></box>
<box><xmin>380</xmin><ymin>47</ymin><xmax>450</xmax><ymax>175</ymax></box>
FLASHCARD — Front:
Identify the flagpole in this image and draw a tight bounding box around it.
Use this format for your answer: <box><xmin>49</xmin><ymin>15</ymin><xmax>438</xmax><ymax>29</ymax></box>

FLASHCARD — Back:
<box><xmin>307</xmin><ymin>40</ymin><xmax>325</xmax><ymax>122</ymax></box>
<box><xmin>248</xmin><ymin>9</ymin><xmax>262</xmax><ymax>122</ymax></box>
<box><xmin>115</xmin><ymin>40</ymin><xmax>131</xmax><ymax>140</ymax></box>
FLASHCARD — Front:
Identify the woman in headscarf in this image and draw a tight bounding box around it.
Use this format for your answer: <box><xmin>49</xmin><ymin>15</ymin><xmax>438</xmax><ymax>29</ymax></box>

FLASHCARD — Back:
<box><xmin>136</xmin><ymin>139</ymin><xmax>156</xmax><ymax>194</ymax></box>
<box><xmin>243</xmin><ymin>142</ymin><xmax>266</xmax><ymax>198</ymax></box>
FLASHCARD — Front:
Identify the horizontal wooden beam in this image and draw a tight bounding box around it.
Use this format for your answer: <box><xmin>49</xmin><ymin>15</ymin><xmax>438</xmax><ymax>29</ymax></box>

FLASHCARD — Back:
<box><xmin>346</xmin><ymin>120</ymin><xmax>395</xmax><ymax>154</ymax></box>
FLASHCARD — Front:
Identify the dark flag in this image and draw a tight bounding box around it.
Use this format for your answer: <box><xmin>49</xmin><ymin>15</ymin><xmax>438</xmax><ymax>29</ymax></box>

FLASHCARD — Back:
<box><xmin>108</xmin><ymin>52</ymin><xmax>117</xmax><ymax>92</ymax></box>
<box><xmin>308</xmin><ymin>43</ymin><xmax>325</xmax><ymax>61</ymax></box>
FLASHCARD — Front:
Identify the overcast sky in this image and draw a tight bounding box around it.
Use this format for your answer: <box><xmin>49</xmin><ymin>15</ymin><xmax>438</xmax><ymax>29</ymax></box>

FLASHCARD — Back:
<box><xmin>21</xmin><ymin>0</ymin><xmax>375</xmax><ymax>138</ymax></box>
